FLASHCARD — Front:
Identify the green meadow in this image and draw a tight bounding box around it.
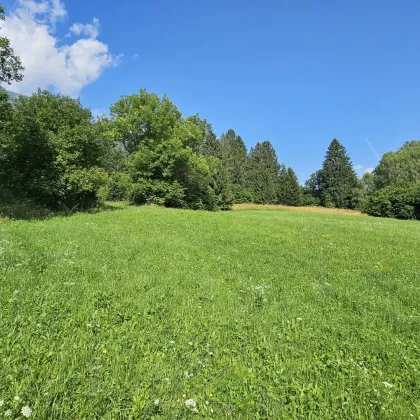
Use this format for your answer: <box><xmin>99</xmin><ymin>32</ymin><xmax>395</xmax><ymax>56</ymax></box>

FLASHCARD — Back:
<box><xmin>0</xmin><ymin>205</ymin><xmax>419</xmax><ymax>419</ymax></box>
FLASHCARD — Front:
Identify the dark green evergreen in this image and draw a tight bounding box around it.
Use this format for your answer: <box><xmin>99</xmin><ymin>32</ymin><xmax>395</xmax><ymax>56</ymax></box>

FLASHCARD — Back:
<box><xmin>320</xmin><ymin>139</ymin><xmax>358</xmax><ymax>208</ymax></box>
<box><xmin>218</xmin><ymin>129</ymin><xmax>249</xmax><ymax>202</ymax></box>
<box><xmin>278</xmin><ymin>166</ymin><xmax>302</xmax><ymax>206</ymax></box>
<box><xmin>246</xmin><ymin>141</ymin><xmax>280</xmax><ymax>204</ymax></box>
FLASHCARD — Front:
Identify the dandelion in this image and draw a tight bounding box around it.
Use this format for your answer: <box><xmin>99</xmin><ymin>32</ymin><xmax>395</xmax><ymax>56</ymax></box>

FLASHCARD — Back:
<box><xmin>14</xmin><ymin>396</ymin><xmax>20</xmax><ymax>401</ymax></box>
<box><xmin>21</xmin><ymin>406</ymin><xmax>32</xmax><ymax>418</ymax></box>
<box><xmin>382</xmin><ymin>381</ymin><xmax>393</xmax><ymax>388</ymax></box>
<box><xmin>185</xmin><ymin>398</ymin><xmax>198</xmax><ymax>412</ymax></box>
<box><xmin>102</xmin><ymin>348</ymin><xmax>108</xmax><ymax>354</ymax></box>
<box><xmin>372</xmin><ymin>370</ymin><xmax>377</xmax><ymax>374</ymax></box>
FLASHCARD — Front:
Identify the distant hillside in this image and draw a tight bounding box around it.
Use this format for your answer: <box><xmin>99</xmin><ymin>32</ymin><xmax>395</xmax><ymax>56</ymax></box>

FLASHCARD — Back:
<box><xmin>5</xmin><ymin>89</ymin><xmax>19</xmax><ymax>99</ymax></box>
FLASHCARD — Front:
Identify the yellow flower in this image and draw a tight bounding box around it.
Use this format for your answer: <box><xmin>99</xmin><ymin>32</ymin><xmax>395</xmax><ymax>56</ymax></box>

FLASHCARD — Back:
<box><xmin>372</xmin><ymin>370</ymin><xmax>376</xmax><ymax>374</ymax></box>
<box><xmin>102</xmin><ymin>348</ymin><xmax>108</xmax><ymax>354</ymax></box>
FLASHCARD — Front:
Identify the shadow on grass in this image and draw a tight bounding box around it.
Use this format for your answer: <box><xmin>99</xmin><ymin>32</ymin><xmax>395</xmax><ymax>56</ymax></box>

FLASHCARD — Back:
<box><xmin>0</xmin><ymin>197</ymin><xmax>125</xmax><ymax>222</ymax></box>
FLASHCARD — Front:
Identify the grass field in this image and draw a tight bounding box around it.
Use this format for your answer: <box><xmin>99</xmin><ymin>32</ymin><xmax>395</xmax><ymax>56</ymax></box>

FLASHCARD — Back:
<box><xmin>0</xmin><ymin>204</ymin><xmax>419</xmax><ymax>418</ymax></box>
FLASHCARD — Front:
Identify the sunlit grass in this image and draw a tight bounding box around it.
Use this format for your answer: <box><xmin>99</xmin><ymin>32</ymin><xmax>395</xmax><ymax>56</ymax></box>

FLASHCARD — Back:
<box><xmin>0</xmin><ymin>205</ymin><xmax>419</xmax><ymax>418</ymax></box>
<box><xmin>233</xmin><ymin>202</ymin><xmax>365</xmax><ymax>215</ymax></box>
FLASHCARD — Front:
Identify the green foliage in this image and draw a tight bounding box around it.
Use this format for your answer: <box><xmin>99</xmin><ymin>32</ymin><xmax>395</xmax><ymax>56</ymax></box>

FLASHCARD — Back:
<box><xmin>207</xmin><ymin>156</ymin><xmax>233</xmax><ymax>210</ymax></box>
<box><xmin>0</xmin><ymin>5</ymin><xmax>24</xmax><ymax>84</ymax></box>
<box><xmin>246</xmin><ymin>141</ymin><xmax>280</xmax><ymax>204</ymax></box>
<box><xmin>100</xmin><ymin>172</ymin><xmax>132</xmax><ymax>202</ymax></box>
<box><xmin>0</xmin><ymin>90</ymin><xmax>111</xmax><ymax>208</ymax></box>
<box><xmin>218</xmin><ymin>129</ymin><xmax>248</xmax><ymax>202</ymax></box>
<box><xmin>130</xmin><ymin>179</ymin><xmax>186</xmax><ymax>207</ymax></box>
<box><xmin>364</xmin><ymin>183</ymin><xmax>420</xmax><ymax>219</ymax></box>
<box><xmin>277</xmin><ymin>166</ymin><xmax>302</xmax><ymax>206</ymax></box>
<box><xmin>110</xmin><ymin>89</ymin><xmax>182</xmax><ymax>154</ymax></box>
<box><xmin>320</xmin><ymin>139</ymin><xmax>358</xmax><ymax>208</ymax></box>
<box><xmin>0</xmin><ymin>205</ymin><xmax>419</xmax><ymax>418</ymax></box>
<box><xmin>374</xmin><ymin>141</ymin><xmax>420</xmax><ymax>189</ymax></box>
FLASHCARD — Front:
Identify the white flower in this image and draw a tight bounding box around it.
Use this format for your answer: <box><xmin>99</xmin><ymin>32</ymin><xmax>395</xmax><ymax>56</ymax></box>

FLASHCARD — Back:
<box><xmin>4</xmin><ymin>409</ymin><xmax>12</xmax><ymax>417</ymax></box>
<box><xmin>154</xmin><ymin>398</ymin><xmax>160</xmax><ymax>406</ymax></box>
<box><xmin>170</xmin><ymin>340</ymin><xmax>175</xmax><ymax>344</ymax></box>
<box><xmin>185</xmin><ymin>398</ymin><xmax>198</xmax><ymax>412</ymax></box>
<box><xmin>21</xmin><ymin>406</ymin><xmax>32</xmax><ymax>418</ymax></box>
<box><xmin>14</xmin><ymin>396</ymin><xmax>20</xmax><ymax>401</ymax></box>
<box><xmin>296</xmin><ymin>317</ymin><xmax>303</xmax><ymax>322</ymax></box>
<box><xmin>382</xmin><ymin>381</ymin><xmax>393</xmax><ymax>388</ymax></box>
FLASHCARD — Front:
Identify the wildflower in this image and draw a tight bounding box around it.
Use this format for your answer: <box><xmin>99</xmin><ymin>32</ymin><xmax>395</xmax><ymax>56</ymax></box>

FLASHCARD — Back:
<box><xmin>296</xmin><ymin>317</ymin><xmax>303</xmax><ymax>322</ymax></box>
<box><xmin>154</xmin><ymin>398</ymin><xmax>160</xmax><ymax>406</ymax></box>
<box><xmin>14</xmin><ymin>396</ymin><xmax>20</xmax><ymax>401</ymax></box>
<box><xmin>372</xmin><ymin>370</ymin><xmax>376</xmax><ymax>374</ymax></box>
<box><xmin>382</xmin><ymin>381</ymin><xmax>393</xmax><ymax>388</ymax></box>
<box><xmin>169</xmin><ymin>340</ymin><xmax>175</xmax><ymax>344</ymax></box>
<box><xmin>102</xmin><ymin>348</ymin><xmax>108</xmax><ymax>354</ymax></box>
<box><xmin>87</xmin><ymin>323</ymin><xmax>92</xmax><ymax>328</ymax></box>
<box><xmin>185</xmin><ymin>398</ymin><xmax>198</xmax><ymax>412</ymax></box>
<box><xmin>188</xmin><ymin>341</ymin><xmax>193</xmax><ymax>346</ymax></box>
<box><xmin>21</xmin><ymin>406</ymin><xmax>32</xmax><ymax>418</ymax></box>
<box><xmin>4</xmin><ymin>409</ymin><xmax>12</xmax><ymax>417</ymax></box>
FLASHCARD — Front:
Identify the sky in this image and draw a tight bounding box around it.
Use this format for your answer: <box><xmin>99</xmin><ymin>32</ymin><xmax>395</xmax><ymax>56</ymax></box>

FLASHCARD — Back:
<box><xmin>1</xmin><ymin>0</ymin><xmax>420</xmax><ymax>183</ymax></box>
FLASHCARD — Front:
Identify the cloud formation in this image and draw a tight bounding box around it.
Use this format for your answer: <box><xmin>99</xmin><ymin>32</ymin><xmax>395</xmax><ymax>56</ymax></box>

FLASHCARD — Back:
<box><xmin>69</xmin><ymin>17</ymin><xmax>99</xmax><ymax>39</ymax></box>
<box><xmin>354</xmin><ymin>164</ymin><xmax>364</xmax><ymax>171</ymax></box>
<box><xmin>0</xmin><ymin>0</ymin><xmax>120</xmax><ymax>96</ymax></box>
<box><xmin>364</xmin><ymin>168</ymin><xmax>374</xmax><ymax>174</ymax></box>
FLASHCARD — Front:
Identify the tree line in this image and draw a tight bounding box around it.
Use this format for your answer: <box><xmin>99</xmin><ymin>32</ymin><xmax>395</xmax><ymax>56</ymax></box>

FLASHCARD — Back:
<box><xmin>0</xmin><ymin>4</ymin><xmax>419</xmax><ymax>219</ymax></box>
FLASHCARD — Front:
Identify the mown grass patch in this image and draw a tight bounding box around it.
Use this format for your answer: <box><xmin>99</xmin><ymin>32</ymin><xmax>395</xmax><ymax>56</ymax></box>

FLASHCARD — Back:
<box><xmin>0</xmin><ymin>205</ymin><xmax>419</xmax><ymax>418</ymax></box>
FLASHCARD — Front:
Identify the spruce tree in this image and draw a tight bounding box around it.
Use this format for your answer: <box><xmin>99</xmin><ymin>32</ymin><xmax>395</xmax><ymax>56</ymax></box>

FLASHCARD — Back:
<box><xmin>320</xmin><ymin>138</ymin><xmax>358</xmax><ymax>208</ymax></box>
<box><xmin>278</xmin><ymin>166</ymin><xmax>302</xmax><ymax>206</ymax></box>
<box><xmin>246</xmin><ymin>141</ymin><xmax>280</xmax><ymax>204</ymax></box>
<box><xmin>218</xmin><ymin>129</ymin><xmax>248</xmax><ymax>202</ymax></box>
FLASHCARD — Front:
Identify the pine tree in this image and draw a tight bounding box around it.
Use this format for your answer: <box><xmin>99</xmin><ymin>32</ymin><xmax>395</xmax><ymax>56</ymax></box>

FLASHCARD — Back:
<box><xmin>246</xmin><ymin>141</ymin><xmax>280</xmax><ymax>204</ymax></box>
<box><xmin>218</xmin><ymin>129</ymin><xmax>249</xmax><ymax>202</ymax></box>
<box><xmin>320</xmin><ymin>138</ymin><xmax>358</xmax><ymax>208</ymax></box>
<box><xmin>278</xmin><ymin>166</ymin><xmax>302</xmax><ymax>206</ymax></box>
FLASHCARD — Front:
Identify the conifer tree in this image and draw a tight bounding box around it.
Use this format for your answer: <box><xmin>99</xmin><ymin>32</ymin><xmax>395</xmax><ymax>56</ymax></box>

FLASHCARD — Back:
<box><xmin>246</xmin><ymin>141</ymin><xmax>280</xmax><ymax>203</ymax></box>
<box><xmin>278</xmin><ymin>166</ymin><xmax>302</xmax><ymax>206</ymax></box>
<box><xmin>320</xmin><ymin>138</ymin><xmax>358</xmax><ymax>208</ymax></box>
<box><xmin>218</xmin><ymin>129</ymin><xmax>249</xmax><ymax>202</ymax></box>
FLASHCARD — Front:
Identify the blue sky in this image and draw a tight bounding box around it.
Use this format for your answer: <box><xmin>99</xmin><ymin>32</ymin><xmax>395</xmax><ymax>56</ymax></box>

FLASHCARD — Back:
<box><xmin>2</xmin><ymin>0</ymin><xmax>420</xmax><ymax>182</ymax></box>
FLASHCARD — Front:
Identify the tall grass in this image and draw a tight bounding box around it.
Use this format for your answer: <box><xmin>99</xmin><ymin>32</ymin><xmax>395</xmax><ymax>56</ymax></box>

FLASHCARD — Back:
<box><xmin>0</xmin><ymin>205</ymin><xmax>419</xmax><ymax>418</ymax></box>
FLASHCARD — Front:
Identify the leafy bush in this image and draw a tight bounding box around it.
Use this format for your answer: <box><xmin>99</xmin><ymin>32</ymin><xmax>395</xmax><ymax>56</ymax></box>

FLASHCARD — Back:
<box><xmin>364</xmin><ymin>184</ymin><xmax>420</xmax><ymax>220</ymax></box>
<box><xmin>101</xmin><ymin>172</ymin><xmax>132</xmax><ymax>202</ymax></box>
<box><xmin>130</xmin><ymin>179</ymin><xmax>186</xmax><ymax>208</ymax></box>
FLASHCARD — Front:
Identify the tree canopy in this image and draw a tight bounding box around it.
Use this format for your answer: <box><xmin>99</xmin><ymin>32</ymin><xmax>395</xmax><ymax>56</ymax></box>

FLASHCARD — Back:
<box><xmin>0</xmin><ymin>5</ymin><xmax>24</xmax><ymax>85</ymax></box>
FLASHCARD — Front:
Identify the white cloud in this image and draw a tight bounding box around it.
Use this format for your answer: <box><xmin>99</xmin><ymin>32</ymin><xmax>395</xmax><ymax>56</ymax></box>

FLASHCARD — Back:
<box><xmin>0</xmin><ymin>0</ymin><xmax>120</xmax><ymax>96</ymax></box>
<box><xmin>133</xmin><ymin>54</ymin><xmax>138</xmax><ymax>60</ymax></box>
<box><xmin>364</xmin><ymin>168</ymin><xmax>374</xmax><ymax>174</ymax></box>
<box><xmin>354</xmin><ymin>164</ymin><xmax>364</xmax><ymax>171</ymax></box>
<box><xmin>69</xmin><ymin>17</ymin><xmax>99</xmax><ymax>39</ymax></box>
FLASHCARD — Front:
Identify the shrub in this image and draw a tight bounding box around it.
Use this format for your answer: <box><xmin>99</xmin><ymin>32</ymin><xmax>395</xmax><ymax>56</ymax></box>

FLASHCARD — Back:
<box><xmin>103</xmin><ymin>172</ymin><xmax>132</xmax><ymax>201</ymax></box>
<box><xmin>130</xmin><ymin>179</ymin><xmax>186</xmax><ymax>208</ymax></box>
<box><xmin>364</xmin><ymin>184</ymin><xmax>420</xmax><ymax>220</ymax></box>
